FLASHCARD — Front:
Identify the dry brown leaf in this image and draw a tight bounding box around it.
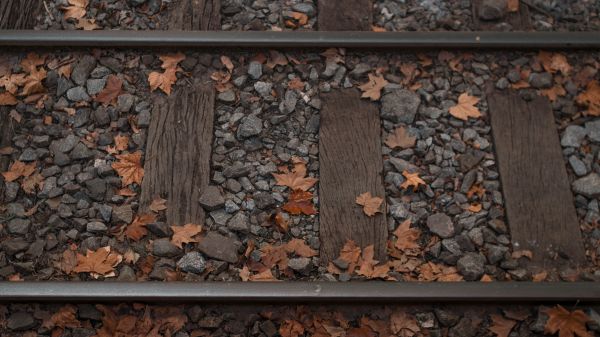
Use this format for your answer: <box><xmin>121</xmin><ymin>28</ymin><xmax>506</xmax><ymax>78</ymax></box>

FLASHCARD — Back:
<box><xmin>285</xmin><ymin>238</ymin><xmax>318</xmax><ymax>257</ymax></box>
<box><xmin>576</xmin><ymin>80</ymin><xmax>600</xmax><ymax>116</ymax></box>
<box><xmin>321</xmin><ymin>48</ymin><xmax>345</xmax><ymax>64</ymax></box>
<box><xmin>393</xmin><ymin>219</ymin><xmax>420</xmax><ymax>252</ymax></box>
<box><xmin>283</xmin><ymin>190</ymin><xmax>317</xmax><ymax>215</ymax></box>
<box><xmin>541</xmin><ymin>84</ymin><xmax>566</xmax><ymax>102</ymax></box>
<box><xmin>2</xmin><ymin>160</ymin><xmax>36</xmax><ymax>182</ymax></box>
<box><xmin>249</xmin><ymin>268</ymin><xmax>280</xmax><ymax>282</ymax></box>
<box><xmin>288</xmin><ymin>77</ymin><xmax>305</xmax><ymax>90</ymax></box>
<box><xmin>291</xmin><ymin>12</ymin><xmax>308</xmax><ymax>26</ymax></box>
<box><xmin>385</xmin><ymin>126</ymin><xmax>416</xmax><ymax>149</ymax></box>
<box><xmin>359</xmin><ymin>74</ymin><xmax>388</xmax><ymax>101</ymax></box>
<box><xmin>489</xmin><ymin>314</ymin><xmax>516</xmax><ymax>337</ymax></box>
<box><xmin>76</xmin><ymin>18</ymin><xmax>99</xmax><ymax>30</ymax></box>
<box><xmin>148</xmin><ymin>68</ymin><xmax>178</xmax><ymax>95</ymax></box>
<box><xmin>390</xmin><ymin>311</ymin><xmax>421</xmax><ymax>336</ymax></box>
<box><xmin>539</xmin><ymin>51</ymin><xmax>571</xmax><ymax>75</ymax></box>
<box><xmin>511</xmin><ymin>250</ymin><xmax>533</xmax><ymax>260</ymax></box>
<box><xmin>356</xmin><ymin>245</ymin><xmax>389</xmax><ymax>279</ymax></box>
<box><xmin>114</xmin><ymin>134</ymin><xmax>129</xmax><ymax>152</ymax></box>
<box><xmin>43</xmin><ymin>305</ymin><xmax>81</xmax><ymax>329</ymax></box>
<box><xmin>20</xmin><ymin>53</ymin><xmax>45</xmax><ymax>73</ymax></box>
<box><xmin>95</xmin><ymin>74</ymin><xmax>123</xmax><ymax>106</ymax></box>
<box><xmin>149</xmin><ymin>196</ymin><xmax>168</xmax><ymax>212</ymax></box>
<box><xmin>124</xmin><ymin>213</ymin><xmax>156</xmax><ymax>241</ymax></box>
<box><xmin>544</xmin><ymin>305</ymin><xmax>592</xmax><ymax>337</ymax></box>
<box><xmin>507</xmin><ymin>0</ymin><xmax>519</xmax><ymax>12</ymax></box>
<box><xmin>272</xmin><ymin>161</ymin><xmax>317</xmax><ymax>191</ymax></box>
<box><xmin>220</xmin><ymin>55</ymin><xmax>234</xmax><ymax>72</ymax></box>
<box><xmin>21</xmin><ymin>172</ymin><xmax>44</xmax><ymax>194</ymax></box>
<box><xmin>355</xmin><ymin>192</ymin><xmax>383</xmax><ymax>217</ymax></box>
<box><xmin>400</xmin><ymin>170</ymin><xmax>426</xmax><ymax>191</ymax></box>
<box><xmin>112</xmin><ymin>151</ymin><xmax>144</xmax><ymax>186</ymax></box>
<box><xmin>72</xmin><ymin>246</ymin><xmax>122</xmax><ymax>278</ymax></box>
<box><xmin>449</xmin><ymin>93</ymin><xmax>481</xmax><ymax>121</ymax></box>
<box><xmin>372</xmin><ymin>25</ymin><xmax>386</xmax><ymax>32</ymax></box>
<box><xmin>272</xmin><ymin>211</ymin><xmax>289</xmax><ymax>233</ymax></box>
<box><xmin>280</xmin><ymin>319</ymin><xmax>305</xmax><ymax>337</ymax></box>
<box><xmin>60</xmin><ymin>249</ymin><xmax>78</xmax><ymax>274</ymax></box>
<box><xmin>63</xmin><ymin>0</ymin><xmax>88</xmax><ymax>20</ymax></box>
<box><xmin>159</xmin><ymin>53</ymin><xmax>186</xmax><ymax>70</ymax></box>
<box><xmin>0</xmin><ymin>92</ymin><xmax>17</xmax><ymax>106</ymax></box>
<box><xmin>171</xmin><ymin>223</ymin><xmax>202</xmax><ymax>248</ymax></box>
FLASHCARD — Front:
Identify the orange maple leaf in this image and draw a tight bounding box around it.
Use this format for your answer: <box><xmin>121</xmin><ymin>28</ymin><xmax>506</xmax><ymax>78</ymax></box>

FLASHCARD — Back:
<box><xmin>2</xmin><ymin>160</ymin><xmax>36</xmax><ymax>182</ymax></box>
<box><xmin>280</xmin><ymin>319</ymin><xmax>305</xmax><ymax>337</ymax></box>
<box><xmin>538</xmin><ymin>51</ymin><xmax>571</xmax><ymax>75</ymax></box>
<box><xmin>124</xmin><ymin>213</ymin><xmax>156</xmax><ymax>241</ymax></box>
<box><xmin>576</xmin><ymin>80</ymin><xmax>600</xmax><ymax>116</ymax></box>
<box><xmin>272</xmin><ymin>161</ymin><xmax>317</xmax><ymax>191</ymax></box>
<box><xmin>63</xmin><ymin>0</ymin><xmax>88</xmax><ymax>19</ymax></box>
<box><xmin>159</xmin><ymin>53</ymin><xmax>186</xmax><ymax>70</ymax></box>
<box><xmin>356</xmin><ymin>245</ymin><xmax>389</xmax><ymax>279</ymax></box>
<box><xmin>385</xmin><ymin>126</ymin><xmax>416</xmax><ymax>149</ymax></box>
<box><xmin>355</xmin><ymin>192</ymin><xmax>383</xmax><ymax>216</ymax></box>
<box><xmin>112</xmin><ymin>151</ymin><xmax>144</xmax><ymax>186</ymax></box>
<box><xmin>507</xmin><ymin>0</ymin><xmax>519</xmax><ymax>11</ymax></box>
<box><xmin>283</xmin><ymin>190</ymin><xmax>317</xmax><ymax>215</ymax></box>
<box><xmin>284</xmin><ymin>238</ymin><xmax>317</xmax><ymax>257</ymax></box>
<box><xmin>449</xmin><ymin>93</ymin><xmax>481</xmax><ymax>121</ymax></box>
<box><xmin>359</xmin><ymin>73</ymin><xmax>388</xmax><ymax>101</ymax></box>
<box><xmin>76</xmin><ymin>18</ymin><xmax>99</xmax><ymax>30</ymax></box>
<box><xmin>489</xmin><ymin>314</ymin><xmax>516</xmax><ymax>337</ymax></box>
<box><xmin>393</xmin><ymin>219</ymin><xmax>420</xmax><ymax>252</ymax></box>
<box><xmin>95</xmin><ymin>74</ymin><xmax>123</xmax><ymax>106</ymax></box>
<box><xmin>400</xmin><ymin>170</ymin><xmax>426</xmax><ymax>191</ymax></box>
<box><xmin>170</xmin><ymin>223</ymin><xmax>202</xmax><ymax>248</ymax></box>
<box><xmin>114</xmin><ymin>134</ymin><xmax>129</xmax><ymax>152</ymax></box>
<box><xmin>544</xmin><ymin>305</ymin><xmax>592</xmax><ymax>337</ymax></box>
<box><xmin>148</xmin><ymin>68</ymin><xmax>178</xmax><ymax>95</ymax></box>
<box><xmin>541</xmin><ymin>84</ymin><xmax>567</xmax><ymax>102</ymax></box>
<box><xmin>149</xmin><ymin>196</ymin><xmax>168</xmax><ymax>212</ymax></box>
<box><xmin>0</xmin><ymin>92</ymin><xmax>17</xmax><ymax>106</ymax></box>
<box><xmin>72</xmin><ymin>246</ymin><xmax>122</xmax><ymax>278</ymax></box>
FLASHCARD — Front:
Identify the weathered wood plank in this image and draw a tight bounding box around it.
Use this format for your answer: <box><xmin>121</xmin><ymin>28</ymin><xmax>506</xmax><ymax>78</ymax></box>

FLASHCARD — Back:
<box><xmin>318</xmin><ymin>0</ymin><xmax>372</xmax><ymax>31</ymax></box>
<box><xmin>488</xmin><ymin>91</ymin><xmax>585</xmax><ymax>267</ymax></box>
<box><xmin>140</xmin><ymin>83</ymin><xmax>215</xmax><ymax>225</ymax></box>
<box><xmin>167</xmin><ymin>0</ymin><xmax>221</xmax><ymax>30</ymax></box>
<box><xmin>319</xmin><ymin>90</ymin><xmax>387</xmax><ymax>262</ymax></box>
<box><xmin>0</xmin><ymin>0</ymin><xmax>42</xmax><ymax>29</ymax></box>
<box><xmin>0</xmin><ymin>109</ymin><xmax>14</xmax><ymax>203</ymax></box>
<box><xmin>472</xmin><ymin>0</ymin><xmax>531</xmax><ymax>30</ymax></box>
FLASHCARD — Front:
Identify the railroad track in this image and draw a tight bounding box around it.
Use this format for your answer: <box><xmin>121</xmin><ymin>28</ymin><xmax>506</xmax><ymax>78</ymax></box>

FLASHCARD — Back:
<box><xmin>1</xmin><ymin>0</ymin><xmax>600</xmax><ymax>336</ymax></box>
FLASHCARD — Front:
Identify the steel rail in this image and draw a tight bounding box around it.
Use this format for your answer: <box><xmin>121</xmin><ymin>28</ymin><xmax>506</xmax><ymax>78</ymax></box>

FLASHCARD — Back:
<box><xmin>1</xmin><ymin>282</ymin><xmax>600</xmax><ymax>303</ymax></box>
<box><xmin>0</xmin><ymin>31</ymin><xmax>599</xmax><ymax>49</ymax></box>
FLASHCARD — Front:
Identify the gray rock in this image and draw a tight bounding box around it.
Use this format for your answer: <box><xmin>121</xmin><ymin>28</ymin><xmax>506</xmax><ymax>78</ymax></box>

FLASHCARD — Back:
<box><xmin>253</xmin><ymin>192</ymin><xmax>276</xmax><ymax>209</ymax></box>
<box><xmin>381</xmin><ymin>89</ymin><xmax>420</xmax><ymax>123</ymax></box>
<box><xmin>427</xmin><ymin>213</ymin><xmax>455</xmax><ymax>238</ymax></box>
<box><xmin>458</xmin><ymin>150</ymin><xmax>484</xmax><ymax>172</ymax></box>
<box><xmin>288</xmin><ymin>257</ymin><xmax>312</xmax><ymax>273</ymax></box>
<box><xmin>585</xmin><ymin>119</ymin><xmax>600</xmax><ymax>143</ymax></box>
<box><xmin>66</xmin><ymin>86</ymin><xmax>91</xmax><ymax>102</ymax></box>
<box><xmin>86</xmin><ymin>221</ymin><xmax>107</xmax><ymax>233</ymax></box>
<box><xmin>572</xmin><ymin>173</ymin><xmax>600</xmax><ymax>197</ymax></box>
<box><xmin>237</xmin><ymin>115</ymin><xmax>263</xmax><ymax>139</ymax></box>
<box><xmin>152</xmin><ymin>238</ymin><xmax>182</xmax><ymax>257</ymax></box>
<box><xmin>281</xmin><ymin>90</ymin><xmax>298</xmax><ymax>114</ymax></box>
<box><xmin>292</xmin><ymin>3</ymin><xmax>316</xmax><ymax>16</ymax></box>
<box><xmin>227</xmin><ymin>212</ymin><xmax>249</xmax><ymax>233</ymax></box>
<box><xmin>561</xmin><ymin>125</ymin><xmax>587</xmax><ymax>147</ymax></box>
<box><xmin>86</xmin><ymin>78</ymin><xmax>106</xmax><ymax>95</ymax></box>
<box><xmin>7</xmin><ymin>218</ymin><xmax>30</xmax><ymax>235</ymax></box>
<box><xmin>112</xmin><ymin>205</ymin><xmax>133</xmax><ymax>224</ymax></box>
<box><xmin>57</xmin><ymin>77</ymin><xmax>74</xmax><ymax>96</ymax></box>
<box><xmin>147</xmin><ymin>221</ymin><xmax>173</xmax><ymax>238</ymax></box>
<box><xmin>485</xmin><ymin>244</ymin><xmax>508</xmax><ymax>264</ymax></box>
<box><xmin>568</xmin><ymin>155</ymin><xmax>588</xmax><ymax>176</ymax></box>
<box><xmin>529</xmin><ymin>72</ymin><xmax>553</xmax><ymax>89</ymax></box>
<box><xmin>448</xmin><ymin>317</ymin><xmax>477</xmax><ymax>337</ymax></box>
<box><xmin>50</xmin><ymin>134</ymin><xmax>79</xmax><ymax>154</ymax></box>
<box><xmin>85</xmin><ymin>178</ymin><xmax>106</xmax><ymax>201</ymax></box>
<box><xmin>93</xmin><ymin>108</ymin><xmax>111</xmax><ymax>126</ymax></box>
<box><xmin>137</xmin><ymin>109</ymin><xmax>151</xmax><ymax>127</ymax></box>
<box><xmin>217</xmin><ymin>90</ymin><xmax>236</xmax><ymax>103</ymax></box>
<box><xmin>478</xmin><ymin>0</ymin><xmax>507</xmax><ymax>20</ymax></box>
<box><xmin>70</xmin><ymin>142</ymin><xmax>93</xmax><ymax>160</ymax></box>
<box><xmin>18</xmin><ymin>148</ymin><xmax>38</xmax><ymax>161</ymax></box>
<box><xmin>223</xmin><ymin>162</ymin><xmax>251</xmax><ymax>178</ymax></box>
<box><xmin>197</xmin><ymin>232</ymin><xmax>240</xmax><ymax>263</ymax></box>
<box><xmin>457</xmin><ymin>253</ymin><xmax>486</xmax><ymax>281</ymax></box>
<box><xmin>118</xmin><ymin>94</ymin><xmax>135</xmax><ymax>112</ymax></box>
<box><xmin>254</xmin><ymin>81</ymin><xmax>273</xmax><ymax>97</ymax></box>
<box><xmin>7</xmin><ymin>312</ymin><xmax>36</xmax><ymax>331</ymax></box>
<box><xmin>177</xmin><ymin>252</ymin><xmax>207</xmax><ymax>274</ymax></box>
<box><xmin>199</xmin><ymin>185</ymin><xmax>225</xmax><ymax>211</ymax></box>
<box><xmin>1</xmin><ymin>238</ymin><xmax>29</xmax><ymax>255</ymax></box>
<box><xmin>72</xmin><ymin>55</ymin><xmax>97</xmax><ymax>86</ymax></box>
<box><xmin>350</xmin><ymin>63</ymin><xmax>372</xmax><ymax>79</ymax></box>
<box><xmin>434</xmin><ymin>308</ymin><xmax>461</xmax><ymax>327</ymax></box>
<box><xmin>248</xmin><ymin>61</ymin><xmax>263</xmax><ymax>80</ymax></box>
<box><xmin>117</xmin><ymin>265</ymin><xmax>137</xmax><ymax>281</ymax></box>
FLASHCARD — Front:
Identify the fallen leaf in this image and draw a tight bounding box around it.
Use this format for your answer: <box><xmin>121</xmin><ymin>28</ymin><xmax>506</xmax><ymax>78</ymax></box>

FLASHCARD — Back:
<box><xmin>489</xmin><ymin>314</ymin><xmax>516</xmax><ymax>337</ymax></box>
<box><xmin>220</xmin><ymin>55</ymin><xmax>234</xmax><ymax>72</ymax></box>
<box><xmin>280</xmin><ymin>320</ymin><xmax>305</xmax><ymax>337</ymax></box>
<box><xmin>576</xmin><ymin>80</ymin><xmax>600</xmax><ymax>116</ymax></box>
<box><xmin>112</xmin><ymin>151</ymin><xmax>144</xmax><ymax>186</ymax></box>
<box><xmin>0</xmin><ymin>92</ymin><xmax>17</xmax><ymax>106</ymax></box>
<box><xmin>285</xmin><ymin>238</ymin><xmax>318</xmax><ymax>257</ymax></box>
<box><xmin>507</xmin><ymin>0</ymin><xmax>519</xmax><ymax>12</ymax></box>
<box><xmin>20</xmin><ymin>53</ymin><xmax>45</xmax><ymax>73</ymax></box>
<box><xmin>63</xmin><ymin>0</ymin><xmax>88</xmax><ymax>19</ymax></box>
<box><xmin>124</xmin><ymin>213</ymin><xmax>156</xmax><ymax>241</ymax></box>
<box><xmin>359</xmin><ymin>74</ymin><xmax>388</xmax><ymax>101</ymax></box>
<box><xmin>283</xmin><ymin>190</ymin><xmax>317</xmax><ymax>215</ymax></box>
<box><xmin>372</xmin><ymin>25</ymin><xmax>386</xmax><ymax>32</ymax></box>
<box><xmin>2</xmin><ymin>160</ymin><xmax>36</xmax><ymax>182</ymax></box>
<box><xmin>393</xmin><ymin>219</ymin><xmax>420</xmax><ymax>252</ymax></box>
<box><xmin>59</xmin><ymin>249</ymin><xmax>78</xmax><ymax>274</ymax></box>
<box><xmin>43</xmin><ymin>305</ymin><xmax>81</xmax><ymax>329</ymax></box>
<box><xmin>544</xmin><ymin>305</ymin><xmax>592</xmax><ymax>337</ymax></box>
<box><xmin>449</xmin><ymin>93</ymin><xmax>481</xmax><ymax>121</ymax></box>
<box><xmin>249</xmin><ymin>268</ymin><xmax>280</xmax><ymax>281</ymax></box>
<box><xmin>511</xmin><ymin>250</ymin><xmax>533</xmax><ymax>260</ymax></box>
<box><xmin>76</xmin><ymin>18</ymin><xmax>99</xmax><ymax>30</ymax></box>
<box><xmin>21</xmin><ymin>172</ymin><xmax>44</xmax><ymax>194</ymax></box>
<box><xmin>114</xmin><ymin>134</ymin><xmax>129</xmax><ymax>152</ymax></box>
<box><xmin>539</xmin><ymin>51</ymin><xmax>571</xmax><ymax>75</ymax></box>
<box><xmin>95</xmin><ymin>74</ymin><xmax>123</xmax><ymax>106</ymax></box>
<box><xmin>321</xmin><ymin>48</ymin><xmax>345</xmax><ymax>64</ymax></box>
<box><xmin>148</xmin><ymin>68</ymin><xmax>178</xmax><ymax>95</ymax></box>
<box><xmin>73</xmin><ymin>246</ymin><xmax>122</xmax><ymax>278</ymax></box>
<box><xmin>468</xmin><ymin>203</ymin><xmax>482</xmax><ymax>213</ymax></box>
<box><xmin>532</xmin><ymin>271</ymin><xmax>548</xmax><ymax>282</ymax></box>
<box><xmin>272</xmin><ymin>211</ymin><xmax>289</xmax><ymax>232</ymax></box>
<box><xmin>272</xmin><ymin>161</ymin><xmax>317</xmax><ymax>191</ymax></box>
<box><xmin>356</xmin><ymin>245</ymin><xmax>389</xmax><ymax>279</ymax></box>
<box><xmin>390</xmin><ymin>311</ymin><xmax>421</xmax><ymax>336</ymax></box>
<box><xmin>159</xmin><ymin>53</ymin><xmax>186</xmax><ymax>70</ymax></box>
<box><xmin>400</xmin><ymin>170</ymin><xmax>426</xmax><ymax>191</ymax></box>
<box><xmin>150</xmin><ymin>196</ymin><xmax>168</xmax><ymax>212</ymax></box>
<box><xmin>171</xmin><ymin>223</ymin><xmax>202</xmax><ymax>248</ymax></box>
<box><xmin>288</xmin><ymin>77</ymin><xmax>305</xmax><ymax>90</ymax></box>
<box><xmin>541</xmin><ymin>84</ymin><xmax>566</xmax><ymax>102</ymax></box>
<box><xmin>355</xmin><ymin>192</ymin><xmax>383</xmax><ymax>216</ymax></box>
<box><xmin>385</xmin><ymin>126</ymin><xmax>416</xmax><ymax>149</ymax></box>
<box><xmin>266</xmin><ymin>50</ymin><xmax>289</xmax><ymax>69</ymax></box>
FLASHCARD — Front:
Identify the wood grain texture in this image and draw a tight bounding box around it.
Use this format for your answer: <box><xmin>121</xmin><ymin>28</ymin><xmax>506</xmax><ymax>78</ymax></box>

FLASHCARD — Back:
<box><xmin>168</xmin><ymin>0</ymin><xmax>221</xmax><ymax>30</ymax></box>
<box><xmin>140</xmin><ymin>83</ymin><xmax>215</xmax><ymax>225</ymax></box>
<box><xmin>318</xmin><ymin>0</ymin><xmax>372</xmax><ymax>31</ymax></box>
<box><xmin>472</xmin><ymin>0</ymin><xmax>531</xmax><ymax>30</ymax></box>
<box><xmin>319</xmin><ymin>90</ymin><xmax>387</xmax><ymax>263</ymax></box>
<box><xmin>0</xmin><ymin>109</ymin><xmax>14</xmax><ymax>202</ymax></box>
<box><xmin>488</xmin><ymin>91</ymin><xmax>585</xmax><ymax>266</ymax></box>
<box><xmin>0</xmin><ymin>0</ymin><xmax>42</xmax><ymax>29</ymax></box>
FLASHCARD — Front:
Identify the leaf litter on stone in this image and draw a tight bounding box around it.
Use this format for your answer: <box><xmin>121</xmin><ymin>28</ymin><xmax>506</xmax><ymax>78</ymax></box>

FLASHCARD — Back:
<box><xmin>355</xmin><ymin>192</ymin><xmax>383</xmax><ymax>216</ymax></box>
<box><xmin>358</xmin><ymin>73</ymin><xmax>388</xmax><ymax>101</ymax></box>
<box><xmin>449</xmin><ymin>93</ymin><xmax>481</xmax><ymax>121</ymax></box>
<box><xmin>72</xmin><ymin>246</ymin><xmax>123</xmax><ymax>278</ymax></box>
<box><xmin>112</xmin><ymin>151</ymin><xmax>144</xmax><ymax>186</ymax></box>
<box><xmin>170</xmin><ymin>223</ymin><xmax>202</xmax><ymax>248</ymax></box>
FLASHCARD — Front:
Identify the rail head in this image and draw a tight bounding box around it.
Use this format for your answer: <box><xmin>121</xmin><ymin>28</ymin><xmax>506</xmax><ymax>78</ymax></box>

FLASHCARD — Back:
<box><xmin>2</xmin><ymin>282</ymin><xmax>600</xmax><ymax>304</ymax></box>
<box><xmin>0</xmin><ymin>31</ymin><xmax>599</xmax><ymax>49</ymax></box>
